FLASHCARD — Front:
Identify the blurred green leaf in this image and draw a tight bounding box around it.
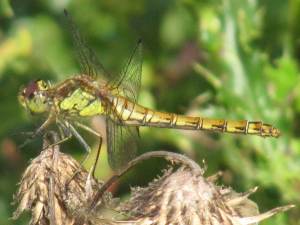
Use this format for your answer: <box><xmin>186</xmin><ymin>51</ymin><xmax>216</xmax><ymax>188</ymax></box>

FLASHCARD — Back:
<box><xmin>160</xmin><ymin>5</ymin><xmax>195</xmax><ymax>49</ymax></box>
<box><xmin>265</xmin><ymin>56</ymin><xmax>300</xmax><ymax>103</ymax></box>
<box><xmin>0</xmin><ymin>0</ymin><xmax>13</xmax><ymax>18</ymax></box>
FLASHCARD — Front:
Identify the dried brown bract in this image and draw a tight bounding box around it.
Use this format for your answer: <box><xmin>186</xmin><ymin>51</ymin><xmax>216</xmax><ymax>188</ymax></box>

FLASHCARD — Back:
<box><xmin>119</xmin><ymin>167</ymin><xmax>294</xmax><ymax>225</ymax></box>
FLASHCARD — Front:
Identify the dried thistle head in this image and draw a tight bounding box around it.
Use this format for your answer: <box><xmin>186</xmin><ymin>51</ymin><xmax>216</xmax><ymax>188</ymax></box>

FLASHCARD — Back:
<box><xmin>119</xmin><ymin>166</ymin><xmax>294</xmax><ymax>225</ymax></box>
<box><xmin>12</xmin><ymin>132</ymin><xmax>114</xmax><ymax>225</ymax></box>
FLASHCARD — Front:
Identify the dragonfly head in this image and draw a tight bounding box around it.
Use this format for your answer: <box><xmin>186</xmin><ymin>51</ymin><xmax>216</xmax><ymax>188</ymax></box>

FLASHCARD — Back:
<box><xmin>19</xmin><ymin>80</ymin><xmax>50</xmax><ymax>114</ymax></box>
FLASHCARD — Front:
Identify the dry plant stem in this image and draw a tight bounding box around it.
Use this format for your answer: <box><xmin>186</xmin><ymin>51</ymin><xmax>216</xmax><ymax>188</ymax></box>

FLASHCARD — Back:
<box><xmin>88</xmin><ymin>151</ymin><xmax>203</xmax><ymax>211</ymax></box>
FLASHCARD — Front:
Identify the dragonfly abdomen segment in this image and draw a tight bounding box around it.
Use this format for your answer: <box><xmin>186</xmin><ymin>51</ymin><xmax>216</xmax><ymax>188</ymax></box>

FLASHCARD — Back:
<box><xmin>112</xmin><ymin>96</ymin><xmax>280</xmax><ymax>138</ymax></box>
<box><xmin>198</xmin><ymin>119</ymin><xmax>280</xmax><ymax>137</ymax></box>
<box><xmin>169</xmin><ymin>115</ymin><xmax>279</xmax><ymax>137</ymax></box>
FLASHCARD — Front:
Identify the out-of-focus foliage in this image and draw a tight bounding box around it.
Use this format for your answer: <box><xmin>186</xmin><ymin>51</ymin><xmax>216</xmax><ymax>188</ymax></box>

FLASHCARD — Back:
<box><xmin>0</xmin><ymin>0</ymin><xmax>299</xmax><ymax>224</ymax></box>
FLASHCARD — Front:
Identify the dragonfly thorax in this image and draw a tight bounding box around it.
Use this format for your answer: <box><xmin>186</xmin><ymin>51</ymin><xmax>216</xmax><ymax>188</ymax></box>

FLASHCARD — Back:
<box><xmin>58</xmin><ymin>87</ymin><xmax>105</xmax><ymax>117</ymax></box>
<box><xmin>19</xmin><ymin>80</ymin><xmax>50</xmax><ymax>114</ymax></box>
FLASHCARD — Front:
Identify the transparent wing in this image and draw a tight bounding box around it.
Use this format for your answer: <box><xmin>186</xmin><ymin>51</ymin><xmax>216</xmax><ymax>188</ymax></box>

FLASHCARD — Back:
<box><xmin>106</xmin><ymin>117</ymin><xmax>139</xmax><ymax>171</ymax></box>
<box><xmin>64</xmin><ymin>10</ymin><xmax>142</xmax><ymax>102</ymax></box>
<box><xmin>105</xmin><ymin>41</ymin><xmax>142</xmax><ymax>170</ymax></box>
<box><xmin>64</xmin><ymin>10</ymin><xmax>112</xmax><ymax>81</ymax></box>
<box><xmin>110</xmin><ymin>40</ymin><xmax>142</xmax><ymax>103</ymax></box>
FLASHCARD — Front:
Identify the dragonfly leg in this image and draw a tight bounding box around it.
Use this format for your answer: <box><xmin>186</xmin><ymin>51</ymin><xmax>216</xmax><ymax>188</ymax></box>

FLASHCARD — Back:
<box><xmin>66</xmin><ymin>122</ymin><xmax>92</xmax><ymax>154</ymax></box>
<box><xmin>41</xmin><ymin>122</ymin><xmax>73</xmax><ymax>151</ymax></box>
<box><xmin>73</xmin><ymin>121</ymin><xmax>104</xmax><ymax>177</ymax></box>
<box><xmin>42</xmin><ymin>135</ymin><xmax>73</xmax><ymax>151</ymax></box>
<box><xmin>59</xmin><ymin>120</ymin><xmax>94</xmax><ymax>189</ymax></box>
<box><xmin>73</xmin><ymin>121</ymin><xmax>102</xmax><ymax>138</ymax></box>
<box><xmin>19</xmin><ymin>111</ymin><xmax>56</xmax><ymax>149</ymax></box>
<box><xmin>64</xmin><ymin>123</ymin><xmax>93</xmax><ymax>172</ymax></box>
<box><xmin>34</xmin><ymin>110</ymin><xmax>56</xmax><ymax>137</ymax></box>
<box><xmin>60</xmin><ymin>120</ymin><xmax>104</xmax><ymax>178</ymax></box>
<box><xmin>64</xmin><ymin>136</ymin><xmax>102</xmax><ymax>196</ymax></box>
<box><xmin>89</xmin><ymin>135</ymin><xmax>102</xmax><ymax>178</ymax></box>
<box><xmin>57</xmin><ymin>121</ymin><xmax>69</xmax><ymax>140</ymax></box>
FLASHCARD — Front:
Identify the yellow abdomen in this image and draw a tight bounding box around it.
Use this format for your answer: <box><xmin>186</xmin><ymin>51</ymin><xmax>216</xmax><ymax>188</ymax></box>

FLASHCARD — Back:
<box><xmin>111</xmin><ymin>96</ymin><xmax>280</xmax><ymax>138</ymax></box>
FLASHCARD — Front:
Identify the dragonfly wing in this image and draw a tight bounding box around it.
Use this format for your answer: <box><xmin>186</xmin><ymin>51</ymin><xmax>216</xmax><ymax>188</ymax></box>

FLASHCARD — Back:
<box><xmin>105</xmin><ymin>40</ymin><xmax>142</xmax><ymax>170</ymax></box>
<box><xmin>64</xmin><ymin>10</ymin><xmax>113</xmax><ymax>81</ymax></box>
<box><xmin>110</xmin><ymin>39</ymin><xmax>142</xmax><ymax>103</ymax></box>
<box><xmin>106</xmin><ymin>117</ymin><xmax>139</xmax><ymax>171</ymax></box>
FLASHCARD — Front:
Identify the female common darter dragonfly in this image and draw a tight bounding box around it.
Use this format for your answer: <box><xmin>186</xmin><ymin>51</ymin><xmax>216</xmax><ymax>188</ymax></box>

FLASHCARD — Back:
<box><xmin>18</xmin><ymin>10</ymin><xmax>280</xmax><ymax>171</ymax></box>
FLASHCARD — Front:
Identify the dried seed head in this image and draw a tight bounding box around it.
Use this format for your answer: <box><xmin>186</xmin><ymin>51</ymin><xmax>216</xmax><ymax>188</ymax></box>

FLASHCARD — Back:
<box><xmin>12</xmin><ymin>133</ymin><xmax>113</xmax><ymax>225</ymax></box>
<box><xmin>119</xmin><ymin>167</ymin><xmax>294</xmax><ymax>225</ymax></box>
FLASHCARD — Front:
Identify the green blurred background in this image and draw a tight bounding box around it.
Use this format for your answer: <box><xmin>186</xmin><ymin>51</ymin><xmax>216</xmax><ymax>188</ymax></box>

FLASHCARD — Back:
<box><xmin>0</xmin><ymin>0</ymin><xmax>299</xmax><ymax>224</ymax></box>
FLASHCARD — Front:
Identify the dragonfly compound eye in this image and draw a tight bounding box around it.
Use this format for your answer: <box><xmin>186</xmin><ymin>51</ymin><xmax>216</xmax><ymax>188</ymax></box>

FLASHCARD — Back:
<box><xmin>18</xmin><ymin>80</ymin><xmax>49</xmax><ymax>114</ymax></box>
<box><xmin>23</xmin><ymin>81</ymin><xmax>39</xmax><ymax>99</ymax></box>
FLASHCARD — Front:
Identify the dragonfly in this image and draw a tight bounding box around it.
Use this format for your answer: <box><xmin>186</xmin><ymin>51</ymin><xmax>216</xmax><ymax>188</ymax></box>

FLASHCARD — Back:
<box><xmin>18</xmin><ymin>10</ymin><xmax>280</xmax><ymax>171</ymax></box>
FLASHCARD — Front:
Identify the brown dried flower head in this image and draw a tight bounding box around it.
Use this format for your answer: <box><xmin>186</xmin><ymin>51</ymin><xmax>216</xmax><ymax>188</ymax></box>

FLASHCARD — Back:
<box><xmin>12</xmin><ymin>132</ymin><xmax>113</xmax><ymax>225</ymax></box>
<box><xmin>13</xmin><ymin>133</ymin><xmax>294</xmax><ymax>225</ymax></box>
<box><xmin>119</xmin><ymin>166</ymin><xmax>294</xmax><ymax>225</ymax></box>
